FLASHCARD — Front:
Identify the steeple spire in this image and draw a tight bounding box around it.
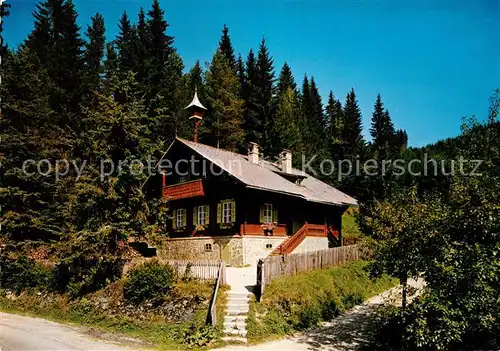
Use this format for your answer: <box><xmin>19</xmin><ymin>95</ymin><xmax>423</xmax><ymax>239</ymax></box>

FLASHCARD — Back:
<box><xmin>185</xmin><ymin>88</ymin><xmax>207</xmax><ymax>142</ymax></box>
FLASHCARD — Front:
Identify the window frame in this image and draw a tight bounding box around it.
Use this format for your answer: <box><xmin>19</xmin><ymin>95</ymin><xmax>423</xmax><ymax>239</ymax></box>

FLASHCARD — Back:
<box><xmin>263</xmin><ymin>203</ymin><xmax>273</xmax><ymax>223</ymax></box>
<box><xmin>222</xmin><ymin>202</ymin><xmax>233</xmax><ymax>224</ymax></box>
<box><xmin>176</xmin><ymin>208</ymin><xmax>185</xmax><ymax>228</ymax></box>
<box><xmin>197</xmin><ymin>205</ymin><xmax>207</xmax><ymax>226</ymax></box>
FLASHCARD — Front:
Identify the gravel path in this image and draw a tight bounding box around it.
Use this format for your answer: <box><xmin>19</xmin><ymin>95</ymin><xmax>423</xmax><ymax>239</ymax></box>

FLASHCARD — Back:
<box><xmin>213</xmin><ymin>279</ymin><xmax>424</xmax><ymax>351</ymax></box>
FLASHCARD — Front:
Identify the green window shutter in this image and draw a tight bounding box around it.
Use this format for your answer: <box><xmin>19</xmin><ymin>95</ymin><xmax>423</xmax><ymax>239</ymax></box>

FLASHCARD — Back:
<box><xmin>217</xmin><ymin>203</ymin><xmax>222</xmax><ymax>223</ymax></box>
<box><xmin>205</xmin><ymin>205</ymin><xmax>210</xmax><ymax>224</ymax></box>
<box><xmin>273</xmin><ymin>207</ymin><xmax>278</xmax><ymax>223</ymax></box>
<box><xmin>182</xmin><ymin>209</ymin><xmax>187</xmax><ymax>227</ymax></box>
<box><xmin>193</xmin><ymin>206</ymin><xmax>198</xmax><ymax>225</ymax></box>
<box><xmin>259</xmin><ymin>205</ymin><xmax>265</xmax><ymax>223</ymax></box>
<box><xmin>172</xmin><ymin>209</ymin><xmax>177</xmax><ymax>229</ymax></box>
<box><xmin>231</xmin><ymin>201</ymin><xmax>236</xmax><ymax>223</ymax></box>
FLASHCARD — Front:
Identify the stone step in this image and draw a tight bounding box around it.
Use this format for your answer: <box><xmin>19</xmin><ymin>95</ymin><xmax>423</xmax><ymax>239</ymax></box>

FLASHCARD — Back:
<box><xmin>227</xmin><ymin>292</ymin><xmax>253</xmax><ymax>299</ymax></box>
<box><xmin>224</xmin><ymin>315</ymin><xmax>247</xmax><ymax>323</ymax></box>
<box><xmin>223</xmin><ymin>329</ymin><xmax>248</xmax><ymax>337</ymax></box>
<box><xmin>227</xmin><ymin>297</ymin><xmax>250</xmax><ymax>303</ymax></box>
<box><xmin>223</xmin><ymin>321</ymin><xmax>247</xmax><ymax>330</ymax></box>
<box><xmin>222</xmin><ymin>336</ymin><xmax>248</xmax><ymax>344</ymax></box>
<box><xmin>226</xmin><ymin>308</ymin><xmax>249</xmax><ymax>315</ymax></box>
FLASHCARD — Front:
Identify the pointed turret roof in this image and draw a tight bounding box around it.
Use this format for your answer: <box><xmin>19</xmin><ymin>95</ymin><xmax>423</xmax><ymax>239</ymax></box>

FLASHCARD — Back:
<box><xmin>185</xmin><ymin>89</ymin><xmax>207</xmax><ymax>110</ymax></box>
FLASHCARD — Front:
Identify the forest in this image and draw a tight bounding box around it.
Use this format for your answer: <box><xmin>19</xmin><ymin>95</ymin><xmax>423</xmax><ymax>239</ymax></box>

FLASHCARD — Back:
<box><xmin>1</xmin><ymin>0</ymin><xmax>499</xmax><ymax>349</ymax></box>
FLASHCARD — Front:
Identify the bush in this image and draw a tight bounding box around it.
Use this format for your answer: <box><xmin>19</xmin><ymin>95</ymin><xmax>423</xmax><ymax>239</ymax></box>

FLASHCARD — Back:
<box><xmin>0</xmin><ymin>254</ymin><xmax>54</xmax><ymax>293</ymax></box>
<box><xmin>124</xmin><ymin>260</ymin><xmax>175</xmax><ymax>305</ymax></box>
<box><xmin>178</xmin><ymin>323</ymin><xmax>217</xmax><ymax>349</ymax></box>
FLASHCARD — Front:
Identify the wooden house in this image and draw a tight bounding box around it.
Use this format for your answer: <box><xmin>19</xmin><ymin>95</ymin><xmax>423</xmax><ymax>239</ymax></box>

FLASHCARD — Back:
<box><xmin>147</xmin><ymin>91</ymin><xmax>357</xmax><ymax>266</ymax></box>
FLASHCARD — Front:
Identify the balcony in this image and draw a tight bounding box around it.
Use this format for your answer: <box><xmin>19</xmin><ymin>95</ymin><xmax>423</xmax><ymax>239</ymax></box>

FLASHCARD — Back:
<box><xmin>162</xmin><ymin>179</ymin><xmax>205</xmax><ymax>201</ymax></box>
<box><xmin>240</xmin><ymin>222</ymin><xmax>287</xmax><ymax>236</ymax></box>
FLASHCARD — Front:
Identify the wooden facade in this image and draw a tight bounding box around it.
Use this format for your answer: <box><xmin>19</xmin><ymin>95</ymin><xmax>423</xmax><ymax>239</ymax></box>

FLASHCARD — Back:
<box><xmin>159</xmin><ymin>142</ymin><xmax>347</xmax><ymax>245</ymax></box>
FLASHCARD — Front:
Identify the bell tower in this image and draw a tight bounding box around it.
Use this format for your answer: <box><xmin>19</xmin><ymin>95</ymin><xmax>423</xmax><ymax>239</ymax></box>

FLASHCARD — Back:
<box><xmin>185</xmin><ymin>88</ymin><xmax>207</xmax><ymax>143</ymax></box>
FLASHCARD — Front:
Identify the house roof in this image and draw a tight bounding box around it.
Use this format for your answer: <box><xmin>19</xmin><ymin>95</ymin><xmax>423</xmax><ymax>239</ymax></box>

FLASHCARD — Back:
<box><xmin>174</xmin><ymin>138</ymin><xmax>357</xmax><ymax>207</ymax></box>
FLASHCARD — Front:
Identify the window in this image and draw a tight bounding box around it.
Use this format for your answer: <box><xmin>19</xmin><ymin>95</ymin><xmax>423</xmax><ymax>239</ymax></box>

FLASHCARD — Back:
<box><xmin>223</xmin><ymin>202</ymin><xmax>233</xmax><ymax>223</ymax></box>
<box><xmin>196</xmin><ymin>205</ymin><xmax>209</xmax><ymax>226</ymax></box>
<box><xmin>264</xmin><ymin>203</ymin><xmax>273</xmax><ymax>223</ymax></box>
<box><xmin>176</xmin><ymin>208</ymin><xmax>185</xmax><ymax>228</ymax></box>
<box><xmin>204</xmin><ymin>243</ymin><xmax>213</xmax><ymax>252</ymax></box>
<box><xmin>217</xmin><ymin>200</ymin><xmax>236</xmax><ymax>225</ymax></box>
<box><xmin>266</xmin><ymin>243</ymin><xmax>273</xmax><ymax>249</ymax></box>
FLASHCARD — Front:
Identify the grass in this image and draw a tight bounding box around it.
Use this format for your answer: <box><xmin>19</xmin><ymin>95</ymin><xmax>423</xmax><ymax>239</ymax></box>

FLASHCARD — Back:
<box><xmin>246</xmin><ymin>260</ymin><xmax>397</xmax><ymax>344</ymax></box>
<box><xmin>0</xmin><ymin>280</ymin><xmax>229</xmax><ymax>350</ymax></box>
<box><xmin>342</xmin><ymin>207</ymin><xmax>362</xmax><ymax>239</ymax></box>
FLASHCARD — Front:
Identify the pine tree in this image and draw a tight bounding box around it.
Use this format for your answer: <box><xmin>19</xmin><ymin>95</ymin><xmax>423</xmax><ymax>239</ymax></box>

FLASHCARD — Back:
<box><xmin>133</xmin><ymin>8</ymin><xmax>150</xmax><ymax>84</ymax></box>
<box><xmin>204</xmin><ymin>50</ymin><xmax>245</xmax><ymax>151</ymax></box>
<box><xmin>343</xmin><ymin>88</ymin><xmax>364</xmax><ymax>157</ymax></box>
<box><xmin>104</xmin><ymin>42</ymin><xmax>118</xmax><ymax>81</ymax></box>
<box><xmin>84</xmin><ymin>13</ymin><xmax>106</xmax><ymax>93</ymax></box>
<box><xmin>218</xmin><ymin>24</ymin><xmax>236</xmax><ymax>71</ymax></box>
<box><xmin>255</xmin><ymin>38</ymin><xmax>275</xmax><ymax>153</ymax></box>
<box><xmin>309</xmin><ymin>77</ymin><xmax>326</xmax><ymax>141</ymax></box>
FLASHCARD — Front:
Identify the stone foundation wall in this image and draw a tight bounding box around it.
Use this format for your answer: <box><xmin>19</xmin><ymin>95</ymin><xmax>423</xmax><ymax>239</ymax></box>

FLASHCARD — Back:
<box><xmin>292</xmin><ymin>237</ymin><xmax>329</xmax><ymax>254</ymax></box>
<box><xmin>242</xmin><ymin>236</ymin><xmax>287</xmax><ymax>266</ymax></box>
<box><xmin>156</xmin><ymin>236</ymin><xmax>289</xmax><ymax>266</ymax></box>
<box><xmin>157</xmin><ymin>236</ymin><xmax>245</xmax><ymax>266</ymax></box>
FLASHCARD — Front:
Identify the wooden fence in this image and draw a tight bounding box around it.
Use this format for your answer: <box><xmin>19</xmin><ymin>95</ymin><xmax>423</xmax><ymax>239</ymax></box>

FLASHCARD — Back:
<box><xmin>206</xmin><ymin>260</ymin><xmax>226</xmax><ymax>326</ymax></box>
<box><xmin>257</xmin><ymin>244</ymin><xmax>361</xmax><ymax>300</ymax></box>
<box><xmin>124</xmin><ymin>258</ymin><xmax>226</xmax><ymax>283</ymax></box>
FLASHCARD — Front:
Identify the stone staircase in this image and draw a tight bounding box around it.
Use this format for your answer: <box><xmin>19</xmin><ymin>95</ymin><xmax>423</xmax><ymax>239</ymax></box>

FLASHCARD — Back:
<box><xmin>221</xmin><ymin>291</ymin><xmax>252</xmax><ymax>343</ymax></box>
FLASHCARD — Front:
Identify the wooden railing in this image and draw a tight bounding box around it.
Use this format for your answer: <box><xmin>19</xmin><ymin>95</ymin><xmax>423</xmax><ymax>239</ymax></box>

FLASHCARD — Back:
<box><xmin>257</xmin><ymin>245</ymin><xmax>361</xmax><ymax>300</ymax></box>
<box><xmin>271</xmin><ymin>223</ymin><xmax>328</xmax><ymax>255</ymax></box>
<box><xmin>207</xmin><ymin>260</ymin><xmax>226</xmax><ymax>326</ymax></box>
<box><xmin>240</xmin><ymin>223</ymin><xmax>287</xmax><ymax>236</ymax></box>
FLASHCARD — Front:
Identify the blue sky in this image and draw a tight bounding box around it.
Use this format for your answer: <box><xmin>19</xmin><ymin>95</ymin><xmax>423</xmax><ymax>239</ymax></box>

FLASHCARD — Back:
<box><xmin>4</xmin><ymin>0</ymin><xmax>500</xmax><ymax>147</ymax></box>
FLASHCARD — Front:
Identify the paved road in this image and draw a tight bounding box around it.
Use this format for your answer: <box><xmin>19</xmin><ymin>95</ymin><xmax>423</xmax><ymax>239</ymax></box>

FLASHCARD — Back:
<box><xmin>0</xmin><ymin>312</ymin><xmax>142</xmax><ymax>351</ymax></box>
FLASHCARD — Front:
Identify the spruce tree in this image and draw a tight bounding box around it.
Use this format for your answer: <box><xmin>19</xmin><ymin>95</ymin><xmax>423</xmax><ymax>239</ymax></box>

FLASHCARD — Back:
<box><xmin>370</xmin><ymin>94</ymin><xmax>395</xmax><ymax>160</ymax></box>
<box><xmin>277</xmin><ymin>62</ymin><xmax>297</xmax><ymax>96</ymax></box>
<box><xmin>204</xmin><ymin>50</ymin><xmax>245</xmax><ymax>151</ymax></box>
<box><xmin>243</xmin><ymin>49</ymin><xmax>261</xmax><ymax>143</ymax></box>
<box><xmin>326</xmin><ymin>91</ymin><xmax>344</xmax><ymax>156</ymax></box>
<box><xmin>236</xmin><ymin>54</ymin><xmax>245</xmax><ymax>94</ymax></box>
<box><xmin>0</xmin><ymin>2</ymin><xmax>11</xmax><ymax>56</ymax></box>
<box><xmin>115</xmin><ymin>12</ymin><xmax>136</xmax><ymax>73</ymax></box>
<box><xmin>218</xmin><ymin>24</ymin><xmax>236</xmax><ymax>72</ymax></box>
<box><xmin>342</xmin><ymin>88</ymin><xmax>364</xmax><ymax>157</ymax></box>
<box><xmin>273</xmin><ymin>87</ymin><xmax>302</xmax><ymax>152</ymax></box>
<box><xmin>255</xmin><ymin>38</ymin><xmax>275</xmax><ymax>153</ymax></box>
<box><xmin>27</xmin><ymin>0</ymin><xmax>85</xmax><ymax>114</ymax></box>
<box><xmin>84</xmin><ymin>13</ymin><xmax>106</xmax><ymax>93</ymax></box>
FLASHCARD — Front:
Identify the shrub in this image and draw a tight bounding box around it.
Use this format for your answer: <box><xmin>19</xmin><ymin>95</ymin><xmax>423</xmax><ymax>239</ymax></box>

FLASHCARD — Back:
<box><xmin>178</xmin><ymin>323</ymin><xmax>218</xmax><ymax>349</ymax></box>
<box><xmin>0</xmin><ymin>254</ymin><xmax>54</xmax><ymax>293</ymax></box>
<box><xmin>124</xmin><ymin>260</ymin><xmax>175</xmax><ymax>305</ymax></box>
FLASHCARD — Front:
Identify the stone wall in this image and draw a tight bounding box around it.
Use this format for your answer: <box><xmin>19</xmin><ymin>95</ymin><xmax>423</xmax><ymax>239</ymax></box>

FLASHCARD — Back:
<box><xmin>242</xmin><ymin>236</ymin><xmax>287</xmax><ymax>266</ymax></box>
<box><xmin>157</xmin><ymin>236</ymin><xmax>245</xmax><ymax>266</ymax></box>
<box><xmin>156</xmin><ymin>236</ymin><xmax>289</xmax><ymax>266</ymax></box>
<box><xmin>292</xmin><ymin>237</ymin><xmax>329</xmax><ymax>254</ymax></box>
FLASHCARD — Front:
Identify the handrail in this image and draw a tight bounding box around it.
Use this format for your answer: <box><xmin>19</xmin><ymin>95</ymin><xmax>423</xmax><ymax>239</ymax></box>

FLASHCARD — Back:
<box><xmin>207</xmin><ymin>260</ymin><xmax>225</xmax><ymax>326</ymax></box>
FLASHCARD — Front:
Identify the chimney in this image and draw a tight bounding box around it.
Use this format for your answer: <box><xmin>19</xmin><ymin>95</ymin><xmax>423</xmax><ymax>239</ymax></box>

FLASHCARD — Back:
<box><xmin>248</xmin><ymin>142</ymin><xmax>259</xmax><ymax>164</ymax></box>
<box><xmin>280</xmin><ymin>150</ymin><xmax>292</xmax><ymax>173</ymax></box>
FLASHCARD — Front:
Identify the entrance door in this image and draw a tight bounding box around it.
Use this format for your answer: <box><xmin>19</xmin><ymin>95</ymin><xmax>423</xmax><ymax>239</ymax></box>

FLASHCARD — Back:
<box><xmin>221</xmin><ymin>242</ymin><xmax>232</xmax><ymax>262</ymax></box>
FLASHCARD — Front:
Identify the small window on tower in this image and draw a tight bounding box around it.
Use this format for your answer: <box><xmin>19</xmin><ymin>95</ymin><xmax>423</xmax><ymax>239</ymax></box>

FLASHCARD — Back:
<box><xmin>266</xmin><ymin>244</ymin><xmax>273</xmax><ymax>249</ymax></box>
<box><xmin>204</xmin><ymin>243</ymin><xmax>213</xmax><ymax>252</ymax></box>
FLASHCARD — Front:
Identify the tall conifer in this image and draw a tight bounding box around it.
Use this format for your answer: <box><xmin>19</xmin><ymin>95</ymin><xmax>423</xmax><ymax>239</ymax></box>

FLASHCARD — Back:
<box><xmin>218</xmin><ymin>24</ymin><xmax>236</xmax><ymax>72</ymax></box>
